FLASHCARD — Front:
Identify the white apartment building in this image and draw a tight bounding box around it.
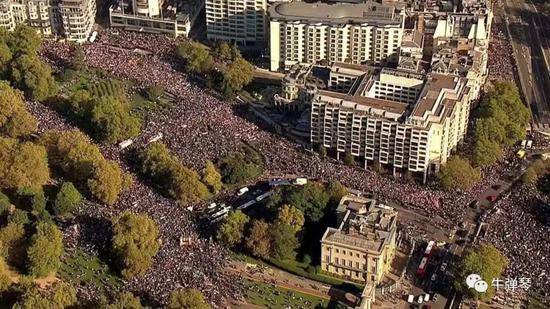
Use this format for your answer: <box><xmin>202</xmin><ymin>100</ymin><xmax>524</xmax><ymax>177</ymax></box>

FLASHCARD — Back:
<box><xmin>0</xmin><ymin>0</ymin><xmax>95</xmax><ymax>42</ymax></box>
<box><xmin>268</xmin><ymin>1</ymin><xmax>405</xmax><ymax>72</ymax></box>
<box><xmin>205</xmin><ymin>0</ymin><xmax>267</xmax><ymax>46</ymax></box>
<box><xmin>311</xmin><ymin>63</ymin><xmax>473</xmax><ymax>181</ymax></box>
<box><xmin>58</xmin><ymin>0</ymin><xmax>95</xmax><ymax>42</ymax></box>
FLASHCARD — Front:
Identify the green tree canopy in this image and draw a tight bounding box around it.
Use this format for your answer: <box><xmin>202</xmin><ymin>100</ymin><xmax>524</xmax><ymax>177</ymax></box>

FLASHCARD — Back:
<box><xmin>275</xmin><ymin>204</ymin><xmax>304</xmax><ymax>233</ymax></box>
<box><xmin>220</xmin><ymin>57</ymin><xmax>254</xmax><ymax>96</ymax></box>
<box><xmin>0</xmin><ymin>255</ymin><xmax>12</xmax><ymax>292</ymax></box>
<box><xmin>90</xmin><ymin>96</ymin><xmax>141</xmax><ymax>144</ymax></box>
<box><xmin>71</xmin><ymin>45</ymin><xmax>86</xmax><ymax>71</ymax></box>
<box><xmin>139</xmin><ymin>142</ymin><xmax>208</xmax><ymax>205</ymax></box>
<box><xmin>9</xmin><ymin>54</ymin><xmax>58</xmax><ymax>101</ymax></box>
<box><xmin>0</xmin><ymin>137</ymin><xmax>50</xmax><ymax>191</ymax></box>
<box><xmin>4</xmin><ymin>24</ymin><xmax>41</xmax><ymax>56</ymax></box>
<box><xmin>455</xmin><ymin>244</ymin><xmax>508</xmax><ymax>301</ymax></box>
<box><xmin>473</xmin><ymin>136</ymin><xmax>503</xmax><ymax>167</ymax></box>
<box><xmin>53</xmin><ymin>182</ymin><xmax>82</xmax><ymax>217</ymax></box>
<box><xmin>106</xmin><ymin>292</ymin><xmax>143</xmax><ymax>309</ymax></box>
<box><xmin>212</xmin><ymin>42</ymin><xmax>233</xmax><ymax>62</ymax></box>
<box><xmin>202</xmin><ymin>160</ymin><xmax>223</xmax><ymax>194</ymax></box>
<box><xmin>216</xmin><ymin>210</ymin><xmax>249</xmax><ymax>247</ymax></box>
<box><xmin>27</xmin><ymin>222</ymin><xmax>64</xmax><ymax>277</ymax></box>
<box><xmin>0</xmin><ymin>222</ymin><xmax>26</xmax><ymax>266</ymax></box>
<box><xmin>438</xmin><ymin>155</ymin><xmax>480</xmax><ymax>190</ymax></box>
<box><xmin>0</xmin><ymin>82</ymin><xmax>37</xmax><ymax>138</ymax></box>
<box><xmin>219</xmin><ymin>151</ymin><xmax>263</xmax><ymax>185</ymax></box>
<box><xmin>112</xmin><ymin>211</ymin><xmax>160</xmax><ymax>279</ymax></box>
<box><xmin>168</xmin><ymin>289</ymin><xmax>210</xmax><ymax>309</ymax></box>
<box><xmin>270</xmin><ymin>222</ymin><xmax>299</xmax><ymax>261</ymax></box>
<box><xmin>245</xmin><ymin>219</ymin><xmax>272</xmax><ymax>259</ymax></box>
<box><xmin>176</xmin><ymin>41</ymin><xmax>213</xmax><ymax>74</ymax></box>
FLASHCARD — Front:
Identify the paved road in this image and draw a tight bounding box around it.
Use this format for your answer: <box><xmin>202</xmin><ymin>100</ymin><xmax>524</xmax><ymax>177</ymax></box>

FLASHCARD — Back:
<box><xmin>501</xmin><ymin>0</ymin><xmax>550</xmax><ymax>131</ymax></box>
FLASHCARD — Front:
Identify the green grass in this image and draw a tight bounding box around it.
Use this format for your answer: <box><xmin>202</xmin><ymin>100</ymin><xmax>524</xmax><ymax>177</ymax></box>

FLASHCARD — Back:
<box><xmin>242</xmin><ymin>278</ymin><xmax>328</xmax><ymax>308</ymax></box>
<box><xmin>129</xmin><ymin>92</ymin><xmax>171</xmax><ymax>121</ymax></box>
<box><xmin>58</xmin><ymin>249</ymin><xmax>122</xmax><ymax>294</ymax></box>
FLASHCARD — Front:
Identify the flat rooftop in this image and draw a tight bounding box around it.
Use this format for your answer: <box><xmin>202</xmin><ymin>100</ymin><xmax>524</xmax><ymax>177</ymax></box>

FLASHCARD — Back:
<box><xmin>268</xmin><ymin>1</ymin><xmax>402</xmax><ymax>25</ymax></box>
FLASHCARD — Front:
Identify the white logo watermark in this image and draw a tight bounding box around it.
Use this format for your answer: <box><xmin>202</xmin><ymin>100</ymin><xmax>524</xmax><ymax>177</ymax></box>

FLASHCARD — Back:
<box><xmin>466</xmin><ymin>274</ymin><xmax>531</xmax><ymax>293</ymax></box>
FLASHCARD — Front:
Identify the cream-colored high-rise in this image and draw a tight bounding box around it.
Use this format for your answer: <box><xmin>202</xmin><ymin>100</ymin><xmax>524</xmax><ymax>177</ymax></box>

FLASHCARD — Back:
<box><xmin>205</xmin><ymin>0</ymin><xmax>267</xmax><ymax>46</ymax></box>
<box><xmin>59</xmin><ymin>0</ymin><xmax>96</xmax><ymax>43</ymax></box>
<box><xmin>268</xmin><ymin>1</ymin><xmax>404</xmax><ymax>71</ymax></box>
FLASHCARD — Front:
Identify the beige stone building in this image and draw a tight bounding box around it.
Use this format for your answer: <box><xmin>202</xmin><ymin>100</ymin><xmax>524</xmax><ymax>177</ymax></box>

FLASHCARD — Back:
<box><xmin>268</xmin><ymin>1</ymin><xmax>405</xmax><ymax>71</ymax></box>
<box><xmin>205</xmin><ymin>0</ymin><xmax>267</xmax><ymax>46</ymax></box>
<box><xmin>321</xmin><ymin>195</ymin><xmax>398</xmax><ymax>309</ymax></box>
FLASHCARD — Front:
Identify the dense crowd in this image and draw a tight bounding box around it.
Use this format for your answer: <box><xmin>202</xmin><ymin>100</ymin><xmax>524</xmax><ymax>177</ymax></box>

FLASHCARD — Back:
<box><xmin>481</xmin><ymin>185</ymin><xmax>550</xmax><ymax>293</ymax></box>
<box><xmin>35</xmin><ymin>29</ymin><xmax>549</xmax><ymax>303</ymax></box>
<box><xmin>487</xmin><ymin>11</ymin><xmax>517</xmax><ymax>83</ymax></box>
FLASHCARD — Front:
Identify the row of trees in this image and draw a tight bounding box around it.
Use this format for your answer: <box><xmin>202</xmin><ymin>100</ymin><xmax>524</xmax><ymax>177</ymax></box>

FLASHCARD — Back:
<box><xmin>217</xmin><ymin>206</ymin><xmax>303</xmax><ymax>261</ymax></box>
<box><xmin>40</xmin><ymin>130</ymin><xmax>132</xmax><ymax>205</ymax></box>
<box><xmin>0</xmin><ymin>25</ymin><xmax>58</xmax><ymax>101</ymax></box>
<box><xmin>175</xmin><ymin>41</ymin><xmax>254</xmax><ymax>97</ymax></box>
<box><xmin>138</xmin><ymin>142</ymin><xmax>215</xmax><ymax>205</ymax></box>
<box><xmin>438</xmin><ymin>82</ymin><xmax>529</xmax><ymax>190</ymax></box>
<box><xmin>472</xmin><ymin>82</ymin><xmax>530</xmax><ymax>166</ymax></box>
<box><xmin>521</xmin><ymin>158</ymin><xmax>549</xmax><ymax>184</ymax></box>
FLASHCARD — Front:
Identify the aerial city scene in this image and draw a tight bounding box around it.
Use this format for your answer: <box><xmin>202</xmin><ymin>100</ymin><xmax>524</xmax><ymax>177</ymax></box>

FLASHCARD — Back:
<box><xmin>0</xmin><ymin>0</ymin><xmax>548</xmax><ymax>307</ymax></box>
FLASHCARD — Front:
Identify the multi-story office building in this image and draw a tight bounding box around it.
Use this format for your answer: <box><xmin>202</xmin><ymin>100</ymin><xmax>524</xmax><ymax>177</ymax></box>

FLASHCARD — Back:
<box><xmin>205</xmin><ymin>0</ymin><xmax>267</xmax><ymax>46</ymax></box>
<box><xmin>268</xmin><ymin>1</ymin><xmax>405</xmax><ymax>71</ymax></box>
<box><xmin>109</xmin><ymin>0</ymin><xmax>203</xmax><ymax>37</ymax></box>
<box><xmin>321</xmin><ymin>195</ymin><xmax>398</xmax><ymax>309</ymax></box>
<box><xmin>310</xmin><ymin>62</ymin><xmax>473</xmax><ymax>180</ymax></box>
<box><xmin>0</xmin><ymin>0</ymin><xmax>95</xmax><ymax>42</ymax></box>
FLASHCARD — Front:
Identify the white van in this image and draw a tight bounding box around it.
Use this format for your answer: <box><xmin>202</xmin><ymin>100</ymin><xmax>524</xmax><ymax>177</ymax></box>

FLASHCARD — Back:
<box><xmin>237</xmin><ymin>187</ymin><xmax>249</xmax><ymax>196</ymax></box>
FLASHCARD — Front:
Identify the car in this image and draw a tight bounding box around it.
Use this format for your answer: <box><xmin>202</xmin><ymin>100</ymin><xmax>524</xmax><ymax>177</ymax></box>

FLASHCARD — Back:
<box><xmin>237</xmin><ymin>187</ymin><xmax>249</xmax><ymax>196</ymax></box>
<box><xmin>417</xmin><ymin>295</ymin><xmax>424</xmax><ymax>304</ymax></box>
<box><xmin>486</xmin><ymin>195</ymin><xmax>497</xmax><ymax>202</ymax></box>
<box><xmin>432</xmin><ymin>293</ymin><xmax>439</xmax><ymax>301</ymax></box>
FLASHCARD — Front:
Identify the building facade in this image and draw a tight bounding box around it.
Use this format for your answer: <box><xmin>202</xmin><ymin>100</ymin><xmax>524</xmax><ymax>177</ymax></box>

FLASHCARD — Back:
<box><xmin>0</xmin><ymin>0</ymin><xmax>95</xmax><ymax>42</ymax></box>
<box><xmin>205</xmin><ymin>0</ymin><xmax>267</xmax><ymax>46</ymax></box>
<box><xmin>321</xmin><ymin>195</ymin><xmax>398</xmax><ymax>309</ymax></box>
<box><xmin>109</xmin><ymin>0</ymin><xmax>203</xmax><ymax>37</ymax></box>
<box><xmin>310</xmin><ymin>63</ymin><xmax>472</xmax><ymax>180</ymax></box>
<box><xmin>268</xmin><ymin>1</ymin><xmax>405</xmax><ymax>71</ymax></box>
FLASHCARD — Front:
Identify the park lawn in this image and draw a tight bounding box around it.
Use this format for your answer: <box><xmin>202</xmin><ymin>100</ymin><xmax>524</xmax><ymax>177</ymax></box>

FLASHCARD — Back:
<box><xmin>58</xmin><ymin>249</ymin><xmax>122</xmax><ymax>294</ymax></box>
<box><xmin>242</xmin><ymin>278</ymin><xmax>328</xmax><ymax>309</ymax></box>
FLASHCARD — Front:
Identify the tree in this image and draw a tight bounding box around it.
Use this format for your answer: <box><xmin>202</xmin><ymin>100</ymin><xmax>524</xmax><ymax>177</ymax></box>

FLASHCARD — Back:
<box><xmin>139</xmin><ymin>142</ymin><xmax>208</xmax><ymax>205</ymax></box>
<box><xmin>219</xmin><ymin>152</ymin><xmax>263</xmax><ymax>185</ymax></box>
<box><xmin>5</xmin><ymin>24</ymin><xmax>41</xmax><ymax>56</ymax></box>
<box><xmin>245</xmin><ymin>219</ymin><xmax>271</xmax><ymax>259</ymax></box>
<box><xmin>53</xmin><ymin>182</ymin><xmax>82</xmax><ymax>217</ymax></box>
<box><xmin>0</xmin><ymin>81</ymin><xmax>37</xmax><ymax>138</ymax></box>
<box><xmin>212</xmin><ymin>42</ymin><xmax>233</xmax><ymax>62</ymax></box>
<box><xmin>0</xmin><ymin>40</ymin><xmax>12</xmax><ymax>70</ymax></box>
<box><xmin>146</xmin><ymin>84</ymin><xmax>164</xmax><ymax>102</ymax></box>
<box><xmin>90</xmin><ymin>96</ymin><xmax>141</xmax><ymax>143</ymax></box>
<box><xmin>0</xmin><ymin>190</ymin><xmax>10</xmax><ymax>214</ymax></box>
<box><xmin>0</xmin><ymin>138</ymin><xmax>50</xmax><ymax>191</ymax></box>
<box><xmin>317</xmin><ymin>144</ymin><xmax>327</xmax><ymax>159</ymax></box>
<box><xmin>284</xmin><ymin>183</ymin><xmax>330</xmax><ymax>223</ymax></box>
<box><xmin>175</xmin><ymin>41</ymin><xmax>213</xmax><ymax>74</ymax></box>
<box><xmin>168</xmin><ymin>289</ymin><xmax>210</xmax><ymax>309</ymax></box>
<box><xmin>521</xmin><ymin>167</ymin><xmax>538</xmax><ymax>184</ymax></box>
<box><xmin>27</xmin><ymin>222</ymin><xmax>64</xmax><ymax>277</ymax></box>
<box><xmin>9</xmin><ymin>54</ymin><xmax>58</xmax><ymax>101</ymax></box>
<box><xmin>71</xmin><ymin>45</ymin><xmax>86</xmax><ymax>71</ymax></box>
<box><xmin>473</xmin><ymin>136</ymin><xmax>503</xmax><ymax>167</ymax></box>
<box><xmin>88</xmin><ymin>160</ymin><xmax>125</xmax><ymax>205</ymax></box>
<box><xmin>51</xmin><ymin>282</ymin><xmax>78</xmax><ymax>308</ymax></box>
<box><xmin>112</xmin><ymin>211</ymin><xmax>160</xmax><ymax>279</ymax></box>
<box><xmin>438</xmin><ymin>156</ymin><xmax>480</xmax><ymax>190</ymax></box>
<box><xmin>327</xmin><ymin>181</ymin><xmax>347</xmax><ymax>206</ymax></box>
<box><xmin>0</xmin><ymin>256</ymin><xmax>12</xmax><ymax>292</ymax></box>
<box><xmin>455</xmin><ymin>244</ymin><xmax>508</xmax><ymax>301</ymax></box>
<box><xmin>0</xmin><ymin>222</ymin><xmax>26</xmax><ymax>265</ymax></box>
<box><xmin>202</xmin><ymin>160</ymin><xmax>223</xmax><ymax>194</ymax></box>
<box><xmin>217</xmin><ymin>210</ymin><xmax>249</xmax><ymax>247</ymax></box>
<box><xmin>106</xmin><ymin>292</ymin><xmax>143</xmax><ymax>309</ymax></box>
<box><xmin>343</xmin><ymin>152</ymin><xmax>354</xmax><ymax>166</ymax></box>
<box><xmin>275</xmin><ymin>204</ymin><xmax>304</xmax><ymax>233</ymax></box>
<box><xmin>220</xmin><ymin>57</ymin><xmax>254</xmax><ymax>95</ymax></box>
<box><xmin>270</xmin><ymin>222</ymin><xmax>299</xmax><ymax>261</ymax></box>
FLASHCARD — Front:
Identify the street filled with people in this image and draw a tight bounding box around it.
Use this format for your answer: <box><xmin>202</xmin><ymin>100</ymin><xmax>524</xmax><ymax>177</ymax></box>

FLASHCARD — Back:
<box><xmin>33</xmin><ymin>29</ymin><xmax>549</xmax><ymax>305</ymax></box>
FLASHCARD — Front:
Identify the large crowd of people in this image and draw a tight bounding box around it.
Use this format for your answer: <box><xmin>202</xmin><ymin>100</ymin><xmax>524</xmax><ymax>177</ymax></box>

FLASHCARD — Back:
<box><xmin>487</xmin><ymin>10</ymin><xmax>517</xmax><ymax>84</ymax></box>
<box><xmin>34</xmin><ymin>28</ymin><xmax>548</xmax><ymax>304</ymax></box>
<box><xmin>481</xmin><ymin>184</ymin><xmax>550</xmax><ymax>293</ymax></box>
